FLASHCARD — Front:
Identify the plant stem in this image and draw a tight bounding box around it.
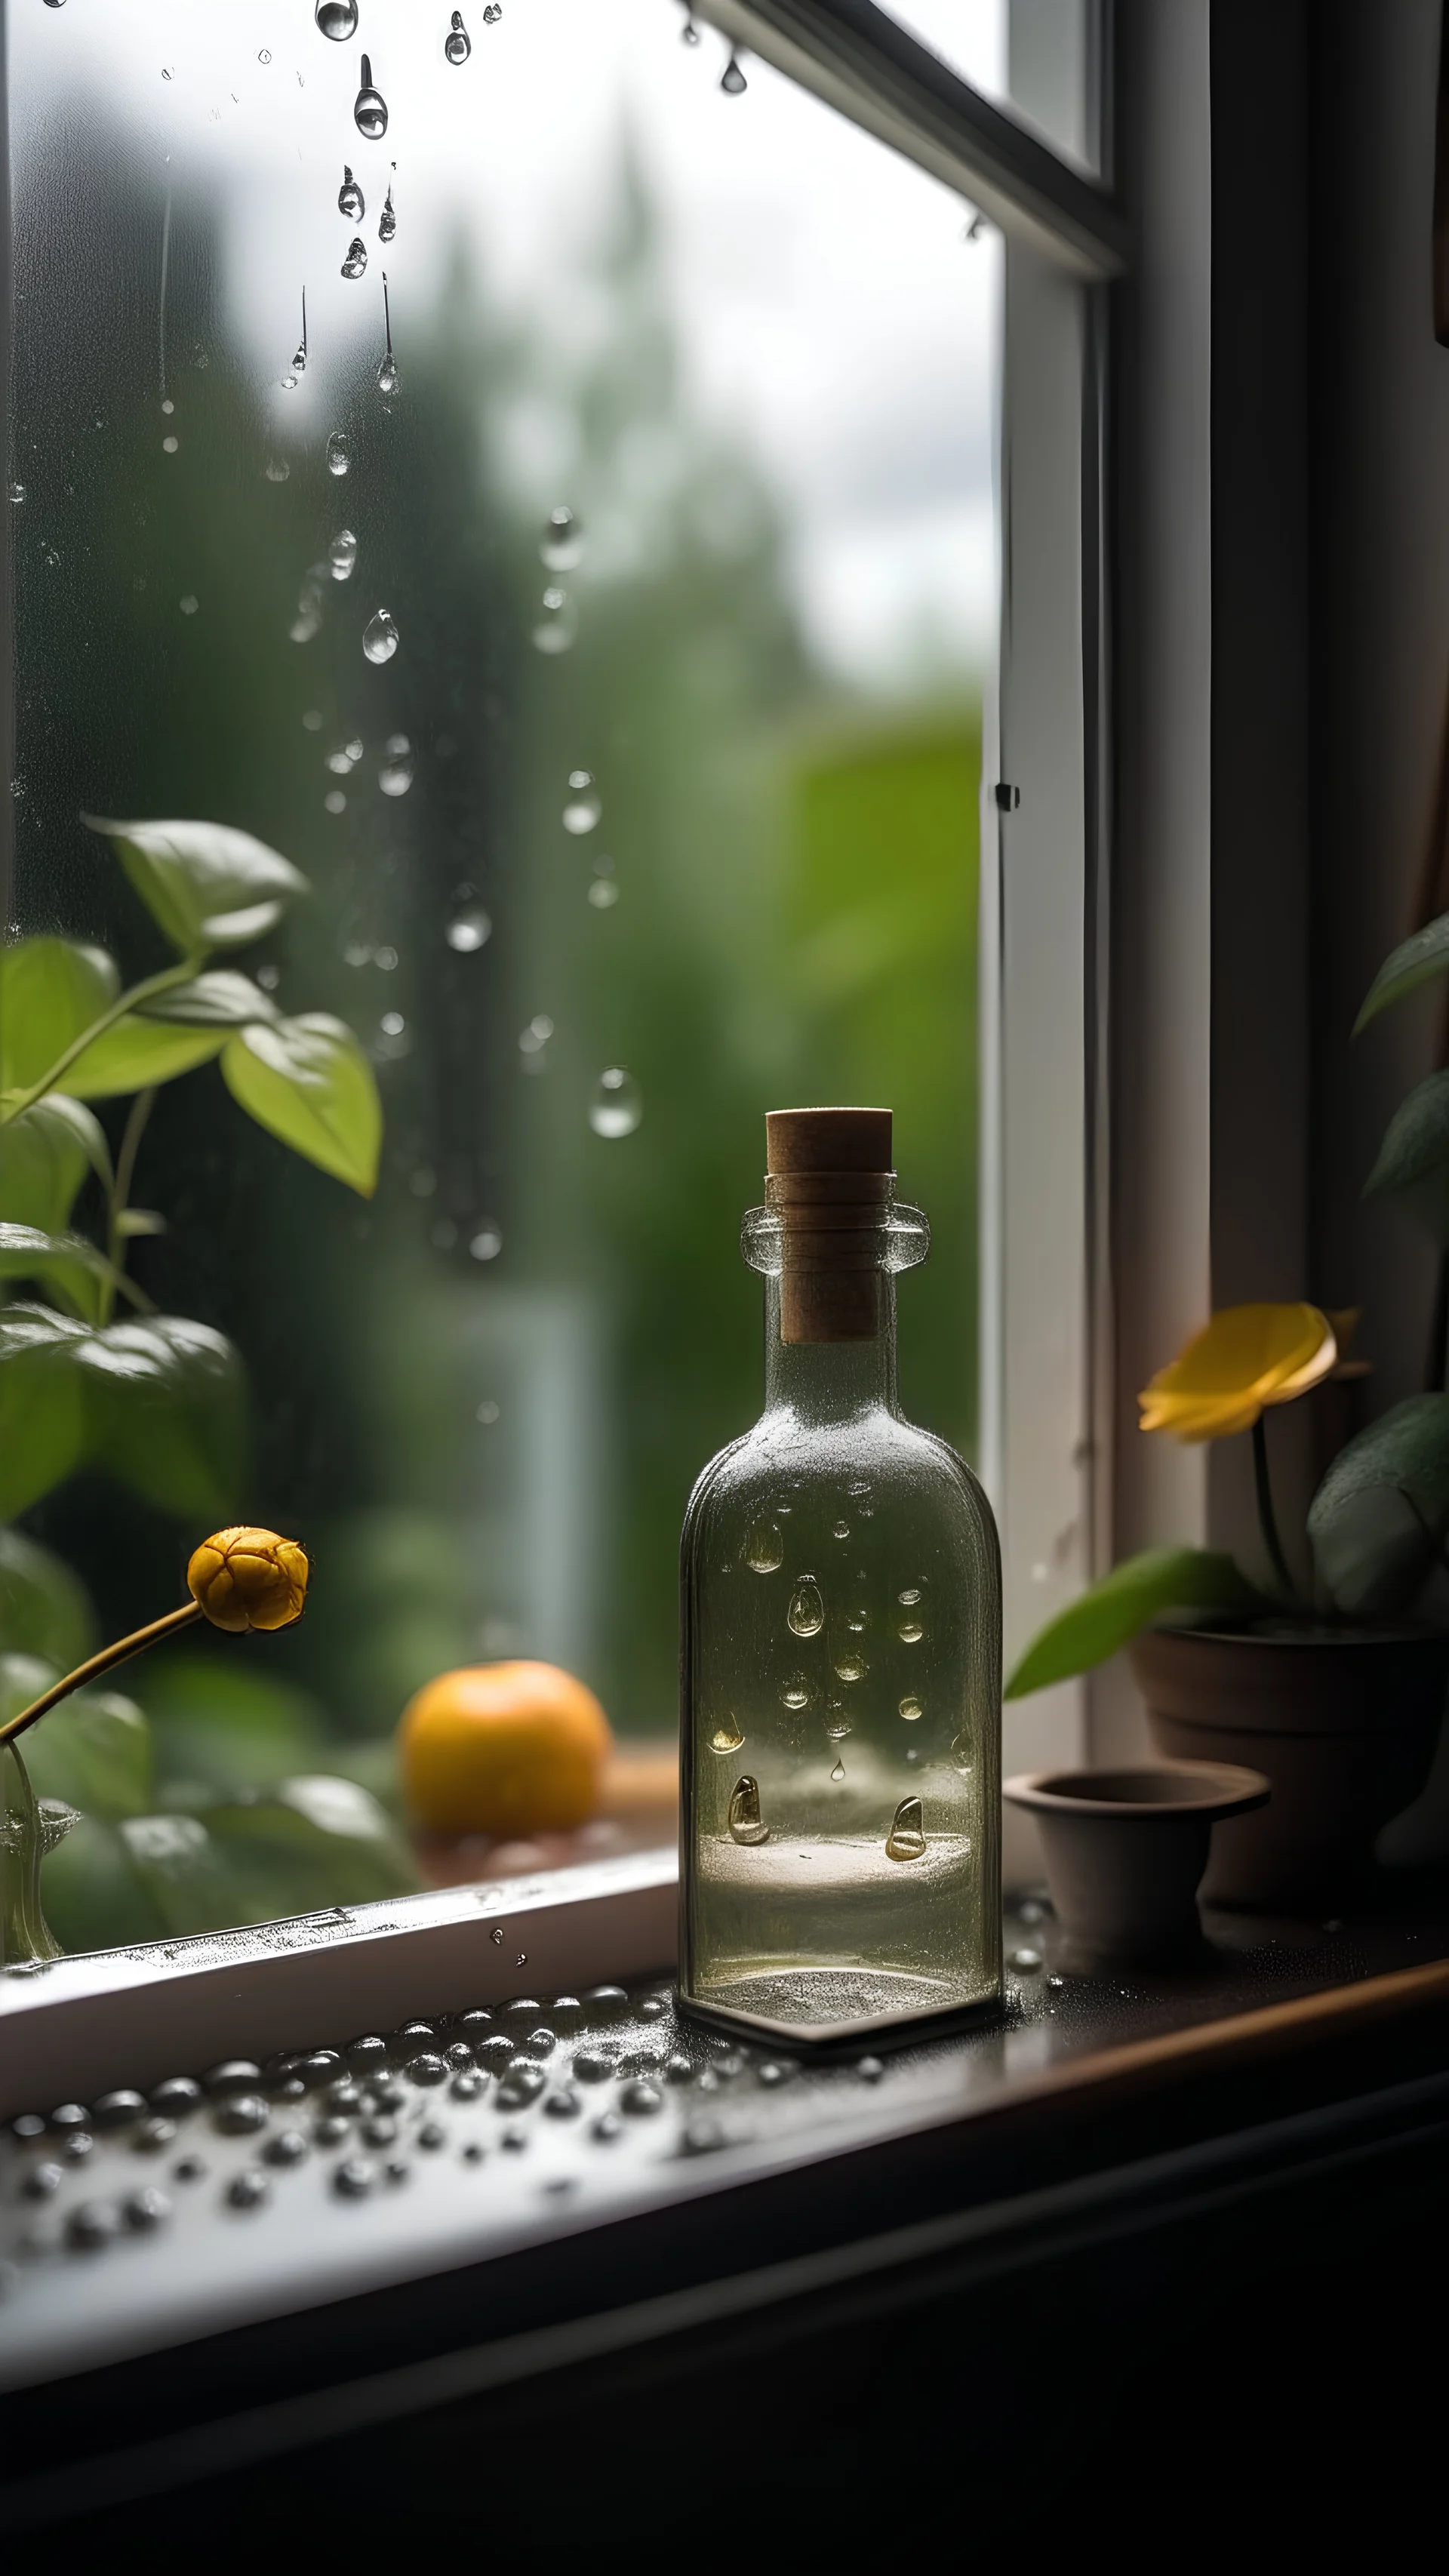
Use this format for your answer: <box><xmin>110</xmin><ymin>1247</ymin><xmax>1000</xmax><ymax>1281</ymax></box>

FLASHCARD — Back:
<box><xmin>101</xmin><ymin>1085</ymin><xmax>156</xmax><ymax>1327</ymax></box>
<box><xmin>0</xmin><ymin>1602</ymin><xmax>202</xmax><ymax>1747</ymax></box>
<box><xmin>1251</xmin><ymin>1414</ymin><xmax>1298</xmax><ymax>1602</ymax></box>
<box><xmin>0</xmin><ymin>958</ymin><xmax>201</xmax><ymax>1125</ymax></box>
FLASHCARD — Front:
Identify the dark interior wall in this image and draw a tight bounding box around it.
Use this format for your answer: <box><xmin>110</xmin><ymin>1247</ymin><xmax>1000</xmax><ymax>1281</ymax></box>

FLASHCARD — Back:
<box><xmin>1309</xmin><ymin>0</ymin><xmax>1449</xmax><ymax>1416</ymax></box>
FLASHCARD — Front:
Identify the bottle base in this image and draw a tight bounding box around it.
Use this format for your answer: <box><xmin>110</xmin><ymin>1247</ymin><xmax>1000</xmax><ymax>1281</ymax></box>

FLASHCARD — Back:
<box><xmin>678</xmin><ymin>1962</ymin><xmax>1003</xmax><ymax>2049</ymax></box>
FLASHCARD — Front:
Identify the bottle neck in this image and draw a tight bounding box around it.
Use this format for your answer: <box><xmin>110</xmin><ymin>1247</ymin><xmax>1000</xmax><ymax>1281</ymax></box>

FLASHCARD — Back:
<box><xmin>762</xmin><ymin>1276</ymin><xmax>899</xmax><ymax>1423</ymax></box>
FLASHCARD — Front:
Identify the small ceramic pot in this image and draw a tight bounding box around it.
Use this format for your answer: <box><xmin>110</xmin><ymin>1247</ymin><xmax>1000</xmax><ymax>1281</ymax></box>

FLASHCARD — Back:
<box><xmin>1131</xmin><ymin>1627</ymin><xmax>1449</xmax><ymax>1908</ymax></box>
<box><xmin>1004</xmin><ymin>1762</ymin><xmax>1271</xmax><ymax>1968</ymax></box>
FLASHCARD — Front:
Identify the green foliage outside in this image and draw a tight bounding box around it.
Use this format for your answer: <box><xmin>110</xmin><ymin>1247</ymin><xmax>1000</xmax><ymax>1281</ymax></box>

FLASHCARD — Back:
<box><xmin>3</xmin><ymin>129</ymin><xmax>982</xmax><ymax>1947</ymax></box>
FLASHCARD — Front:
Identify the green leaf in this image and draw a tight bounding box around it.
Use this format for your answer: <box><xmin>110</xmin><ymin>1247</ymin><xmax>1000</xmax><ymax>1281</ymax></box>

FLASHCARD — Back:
<box><xmin>1308</xmin><ymin>1393</ymin><xmax>1449</xmax><ymax>1614</ymax></box>
<box><xmin>145</xmin><ymin>1654</ymin><xmax>328</xmax><ymax>1796</ymax></box>
<box><xmin>1364</xmin><ymin>1070</ymin><xmax>1449</xmax><ymax>1245</ymax></box>
<box><xmin>0</xmin><ymin>1223</ymin><xmax>120</xmax><ymax>1323</ymax></box>
<box><xmin>0</xmin><ymin>1655</ymin><xmax>154</xmax><ymax>1820</ymax></box>
<box><xmin>0</xmin><ymin>937</ymin><xmax>120</xmax><ymax>1093</ymax></box>
<box><xmin>221</xmin><ymin>1014</ymin><xmax>381</xmax><ymax>1196</ymax></box>
<box><xmin>0</xmin><ymin>1094</ymin><xmax>111</xmax><ymax>1230</ymax></box>
<box><xmin>63</xmin><ymin>1015</ymin><xmax>226</xmax><ymax>1100</ymax></box>
<box><xmin>83</xmin><ymin>814</ymin><xmax>309</xmax><ymax>954</ymax></box>
<box><xmin>1355</xmin><ymin>912</ymin><xmax>1449</xmax><ymax>1033</ymax></box>
<box><xmin>137</xmin><ymin>968</ymin><xmax>281</xmax><ymax>1026</ymax></box>
<box><xmin>115</xmin><ymin>1813</ymin><xmax>244</xmax><ymax>1937</ymax></box>
<box><xmin>80</xmin><ymin>1316</ymin><xmax>245</xmax><ymax>1519</ymax></box>
<box><xmin>202</xmin><ymin>1775</ymin><xmax>418</xmax><ymax>1916</ymax></box>
<box><xmin>0</xmin><ymin>1528</ymin><xmax>97</xmax><ymax>1666</ymax></box>
<box><xmin>1004</xmin><ymin>1547</ymin><xmax>1266</xmax><ymax>1698</ymax></box>
<box><xmin>0</xmin><ymin>1303</ymin><xmax>88</xmax><ymax>1519</ymax></box>
<box><xmin>40</xmin><ymin>1815</ymin><xmax>169</xmax><ymax>1950</ymax></box>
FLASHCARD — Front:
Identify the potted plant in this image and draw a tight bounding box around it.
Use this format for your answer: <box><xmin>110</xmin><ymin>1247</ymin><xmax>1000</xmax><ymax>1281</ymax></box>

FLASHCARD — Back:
<box><xmin>1007</xmin><ymin>914</ymin><xmax>1449</xmax><ymax>1908</ymax></box>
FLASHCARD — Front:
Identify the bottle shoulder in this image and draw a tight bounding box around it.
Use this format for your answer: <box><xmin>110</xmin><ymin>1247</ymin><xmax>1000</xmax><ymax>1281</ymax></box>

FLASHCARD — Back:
<box><xmin>682</xmin><ymin>1411</ymin><xmax>998</xmax><ymax>1550</ymax></box>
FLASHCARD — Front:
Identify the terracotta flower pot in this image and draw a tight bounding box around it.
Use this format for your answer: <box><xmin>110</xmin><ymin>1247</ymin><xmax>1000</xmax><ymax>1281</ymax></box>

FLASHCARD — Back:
<box><xmin>1130</xmin><ymin>1627</ymin><xmax>1449</xmax><ymax>1909</ymax></box>
<box><xmin>1004</xmin><ymin>1763</ymin><xmax>1269</xmax><ymax>1968</ymax></box>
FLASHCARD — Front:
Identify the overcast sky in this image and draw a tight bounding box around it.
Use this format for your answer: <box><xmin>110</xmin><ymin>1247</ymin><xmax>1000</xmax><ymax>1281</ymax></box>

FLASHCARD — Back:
<box><xmin>11</xmin><ymin>0</ymin><xmax>1003</xmax><ymax>688</ymax></box>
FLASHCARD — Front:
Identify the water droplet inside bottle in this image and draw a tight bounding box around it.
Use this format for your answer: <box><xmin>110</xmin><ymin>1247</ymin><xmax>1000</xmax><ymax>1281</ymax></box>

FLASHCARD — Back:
<box><xmin>338</xmin><ymin>165</ymin><xmax>365</xmax><ymax>220</ymax></box>
<box><xmin>781</xmin><ymin>1676</ymin><xmax>811</xmax><ymax>1710</ymax></box>
<box><xmin>541</xmin><ymin>505</ymin><xmax>583</xmax><ymax>571</ymax></box>
<box><xmin>379</xmin><ymin>186</ymin><xmax>396</xmax><ymax>243</ymax></box>
<box><xmin>885</xmin><ymin>1797</ymin><xmax>926</xmax><ymax>1862</ymax></box>
<box><xmin>898</xmin><ymin>1587</ymin><xmax>923</xmax><ymax>1605</ymax></box>
<box><xmin>949</xmin><ymin>1734</ymin><xmax>972</xmax><ymax>1772</ymax></box>
<box><xmin>446</xmin><ymin>906</ymin><xmax>491</xmax><ymax>953</ymax></box>
<box><xmin>532</xmin><ymin>587</ymin><xmax>577</xmax><ymax>653</ymax></box>
<box><xmin>354</xmin><ymin>54</ymin><xmax>388</xmax><ymax>137</ymax></box>
<box><xmin>898</xmin><ymin>1619</ymin><xmax>924</xmax><ymax>1644</ymax></box>
<box><xmin>728</xmin><ymin>1777</ymin><xmax>769</xmax><ymax>1846</ymax></box>
<box><xmin>721</xmin><ymin>49</ymin><xmax>748</xmax><ymax>94</ymax></box>
<box><xmin>899</xmin><ymin>1696</ymin><xmax>922</xmax><ymax>1721</ymax></box>
<box><xmin>378</xmin><ymin>733</ymin><xmax>414</xmax><ymax>793</ymax></box>
<box><xmin>709</xmin><ymin>1721</ymin><xmax>744</xmax><ymax>1755</ymax></box>
<box><xmin>831</xmin><ymin>1759</ymin><xmax>847</xmax><ymax>1783</ymax></box>
<box><xmin>363</xmin><ymin>608</ymin><xmax>398</xmax><ymax>663</ymax></box>
<box><xmin>329</xmin><ymin>527</ymin><xmax>358</xmax><ymax>580</ymax></box>
<box><xmin>787</xmin><ymin>1578</ymin><xmax>823</xmax><ymax>1638</ymax></box>
<box><xmin>832</xmin><ymin>1519</ymin><xmax>850</xmax><ymax>1540</ymax></box>
<box><xmin>823</xmin><ymin>1711</ymin><xmax>851</xmax><ymax>1740</ymax></box>
<box><xmin>445</xmin><ymin>11</ymin><xmax>472</xmax><ymax>64</ymax></box>
<box><xmin>562</xmin><ymin>771</ymin><xmax>601</xmax><ymax>833</ymax></box>
<box><xmin>833</xmin><ymin>1651</ymin><xmax>866</xmax><ymax>1682</ymax></box>
<box><xmin>342</xmin><ymin>236</ymin><xmax>368</xmax><ymax>280</ymax></box>
<box><xmin>744</xmin><ymin>1522</ymin><xmax>783</xmax><ymax>1573</ymax></box>
<box><xmin>589</xmin><ymin>1067</ymin><xmax>642</xmax><ymax>1138</ymax></box>
<box><xmin>316</xmin><ymin>0</ymin><xmax>358</xmax><ymax>35</ymax></box>
<box><xmin>326</xmin><ymin>430</ymin><xmax>352</xmax><ymax>477</ymax></box>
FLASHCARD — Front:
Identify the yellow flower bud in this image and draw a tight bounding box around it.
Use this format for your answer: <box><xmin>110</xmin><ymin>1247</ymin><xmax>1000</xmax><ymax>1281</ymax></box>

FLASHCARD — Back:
<box><xmin>186</xmin><ymin>1526</ymin><xmax>309</xmax><ymax>1633</ymax></box>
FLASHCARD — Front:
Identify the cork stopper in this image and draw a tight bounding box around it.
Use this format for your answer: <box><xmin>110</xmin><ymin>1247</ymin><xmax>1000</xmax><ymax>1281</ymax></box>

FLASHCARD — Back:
<box><xmin>764</xmin><ymin>1106</ymin><xmax>894</xmax><ymax>1343</ymax></box>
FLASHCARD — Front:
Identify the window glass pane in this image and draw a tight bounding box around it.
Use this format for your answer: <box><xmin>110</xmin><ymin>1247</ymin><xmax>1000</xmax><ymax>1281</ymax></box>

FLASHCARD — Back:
<box><xmin>886</xmin><ymin>0</ymin><xmax>1100</xmax><ymax>177</ymax></box>
<box><xmin>4</xmin><ymin>0</ymin><xmax>995</xmax><ymax>1949</ymax></box>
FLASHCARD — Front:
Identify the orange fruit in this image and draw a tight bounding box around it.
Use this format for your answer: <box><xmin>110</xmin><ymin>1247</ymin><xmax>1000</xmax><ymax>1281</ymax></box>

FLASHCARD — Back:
<box><xmin>398</xmin><ymin>1660</ymin><xmax>614</xmax><ymax>1835</ymax></box>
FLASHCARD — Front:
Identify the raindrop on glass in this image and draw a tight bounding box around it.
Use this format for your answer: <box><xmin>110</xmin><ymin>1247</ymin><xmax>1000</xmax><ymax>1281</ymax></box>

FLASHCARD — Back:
<box><xmin>378</xmin><ymin>733</ymin><xmax>414</xmax><ymax>793</ymax></box>
<box><xmin>483</xmin><ymin>2</ymin><xmax>501</xmax><ymax>18</ymax></box>
<box><xmin>326</xmin><ymin>430</ymin><xmax>352</xmax><ymax>476</ymax></box>
<box><xmin>342</xmin><ymin>236</ymin><xmax>368</xmax><ymax>280</ymax></box>
<box><xmin>541</xmin><ymin>506</ymin><xmax>583</xmax><ymax>571</ymax></box>
<box><xmin>744</xmin><ymin>1521</ymin><xmax>783</xmax><ymax>1573</ymax></box>
<box><xmin>709</xmin><ymin>1720</ymin><xmax>744</xmax><ymax>1755</ymax></box>
<box><xmin>832</xmin><ymin>1519</ymin><xmax>850</xmax><ymax>1540</ymax></box>
<box><xmin>491</xmin><ymin>1925</ymin><xmax>505</xmax><ymax>1944</ymax></box>
<box><xmin>682</xmin><ymin>11</ymin><xmax>700</xmax><ymax>41</ymax></box>
<box><xmin>899</xmin><ymin>1695</ymin><xmax>922</xmax><ymax>1721</ymax></box>
<box><xmin>265</xmin><ymin>457</ymin><xmax>291</xmax><ymax>482</ymax></box>
<box><xmin>781</xmin><ymin>1676</ymin><xmax>811</xmax><ymax>1710</ymax></box>
<box><xmin>362</xmin><ymin>608</ymin><xmax>398</xmax><ymax>663</ymax></box>
<box><xmin>787</xmin><ymin>1578</ymin><xmax>823</xmax><ymax>1638</ymax></box>
<box><xmin>898</xmin><ymin>1587</ymin><xmax>922</xmax><ymax>1605</ymax></box>
<box><xmin>728</xmin><ymin>1777</ymin><xmax>769</xmax><ymax>1847</ymax></box>
<box><xmin>898</xmin><ymin>1618</ymin><xmax>924</xmax><ymax>1644</ymax></box>
<box><xmin>338</xmin><ymin>165</ymin><xmax>365</xmax><ymax>220</ymax></box>
<box><xmin>446</xmin><ymin>906</ymin><xmax>491</xmax><ymax>953</ymax></box>
<box><xmin>445</xmin><ymin>11</ymin><xmax>472</xmax><ymax>64</ymax></box>
<box><xmin>162</xmin><ymin>434</ymin><xmax>179</xmax><ymax>454</ymax></box>
<box><xmin>830</xmin><ymin>1759</ymin><xmax>845</xmax><ymax>1783</ymax></box>
<box><xmin>377</xmin><ymin>349</ymin><xmax>400</xmax><ymax>395</ymax></box>
<box><xmin>721</xmin><ymin>49</ymin><xmax>748</xmax><ymax>94</ymax></box>
<box><xmin>587</xmin><ymin>868</ymin><xmax>620</xmax><ymax>909</ymax></box>
<box><xmin>532</xmin><ymin>587</ymin><xmax>577</xmax><ymax>654</ymax></box>
<box><xmin>379</xmin><ymin>186</ymin><xmax>396</xmax><ymax>244</ymax></box>
<box><xmin>949</xmin><ymin>1733</ymin><xmax>972</xmax><ymax>1773</ymax></box>
<box><xmin>885</xmin><ymin>1797</ymin><xmax>926</xmax><ymax>1862</ymax></box>
<box><xmin>8</xmin><ymin>484</ymin><xmax>24</xmax><ymax>504</ymax></box>
<box><xmin>180</xmin><ymin>594</ymin><xmax>198</xmax><ymax>616</ymax></box>
<box><xmin>823</xmin><ymin>1710</ymin><xmax>851</xmax><ymax>1741</ymax></box>
<box><xmin>1011</xmin><ymin>1947</ymin><xmax>1044</xmax><ymax>1974</ymax></box>
<box><xmin>315</xmin><ymin>0</ymin><xmax>358</xmax><ymax>35</ymax></box>
<box><xmin>470</xmin><ymin>1223</ymin><xmax>502</xmax><ymax>1262</ymax></box>
<box><xmin>353</xmin><ymin>54</ymin><xmax>388</xmax><ymax>137</ymax></box>
<box><xmin>562</xmin><ymin>771</ymin><xmax>601</xmax><ymax>833</ymax></box>
<box><xmin>589</xmin><ymin>1067</ymin><xmax>642</xmax><ymax>1138</ymax></box>
<box><xmin>329</xmin><ymin>527</ymin><xmax>358</xmax><ymax>580</ymax></box>
<box><xmin>518</xmin><ymin>1014</ymin><xmax>552</xmax><ymax>1069</ymax></box>
<box><xmin>833</xmin><ymin>1651</ymin><xmax>866</xmax><ymax>1683</ymax></box>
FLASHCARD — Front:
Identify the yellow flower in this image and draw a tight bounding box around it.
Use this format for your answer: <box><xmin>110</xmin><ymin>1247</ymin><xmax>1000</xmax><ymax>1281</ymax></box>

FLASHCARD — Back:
<box><xmin>187</xmin><ymin>1526</ymin><xmax>309</xmax><ymax>1633</ymax></box>
<box><xmin>1139</xmin><ymin>1303</ymin><xmax>1337</xmax><ymax>1443</ymax></box>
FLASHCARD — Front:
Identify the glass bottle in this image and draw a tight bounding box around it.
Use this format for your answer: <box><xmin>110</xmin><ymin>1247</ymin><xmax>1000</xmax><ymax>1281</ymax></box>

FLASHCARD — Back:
<box><xmin>679</xmin><ymin>1108</ymin><xmax>1002</xmax><ymax>2044</ymax></box>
